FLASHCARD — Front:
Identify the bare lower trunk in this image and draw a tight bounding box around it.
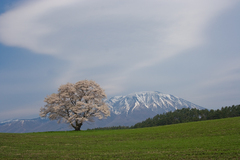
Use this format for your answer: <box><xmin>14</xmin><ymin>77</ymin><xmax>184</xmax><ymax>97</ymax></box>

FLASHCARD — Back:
<box><xmin>74</xmin><ymin>125</ymin><xmax>81</xmax><ymax>131</ymax></box>
<box><xmin>71</xmin><ymin>123</ymin><xmax>82</xmax><ymax>131</ymax></box>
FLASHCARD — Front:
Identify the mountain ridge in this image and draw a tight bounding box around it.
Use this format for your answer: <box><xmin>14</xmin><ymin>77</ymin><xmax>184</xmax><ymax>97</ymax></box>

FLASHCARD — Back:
<box><xmin>0</xmin><ymin>91</ymin><xmax>205</xmax><ymax>133</ymax></box>
<box><xmin>107</xmin><ymin>91</ymin><xmax>204</xmax><ymax>115</ymax></box>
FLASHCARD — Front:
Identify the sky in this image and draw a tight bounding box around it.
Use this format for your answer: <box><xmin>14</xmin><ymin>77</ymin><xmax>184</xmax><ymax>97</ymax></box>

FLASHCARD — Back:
<box><xmin>0</xmin><ymin>0</ymin><xmax>240</xmax><ymax>121</ymax></box>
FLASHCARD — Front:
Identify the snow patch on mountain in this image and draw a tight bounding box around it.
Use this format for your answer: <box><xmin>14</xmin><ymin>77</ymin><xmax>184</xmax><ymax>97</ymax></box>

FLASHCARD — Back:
<box><xmin>0</xmin><ymin>119</ymin><xmax>20</xmax><ymax>124</ymax></box>
<box><xmin>106</xmin><ymin>91</ymin><xmax>204</xmax><ymax>115</ymax></box>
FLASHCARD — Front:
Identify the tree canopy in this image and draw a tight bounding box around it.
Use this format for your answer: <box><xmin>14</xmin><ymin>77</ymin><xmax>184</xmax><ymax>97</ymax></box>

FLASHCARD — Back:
<box><xmin>40</xmin><ymin>80</ymin><xmax>110</xmax><ymax>131</ymax></box>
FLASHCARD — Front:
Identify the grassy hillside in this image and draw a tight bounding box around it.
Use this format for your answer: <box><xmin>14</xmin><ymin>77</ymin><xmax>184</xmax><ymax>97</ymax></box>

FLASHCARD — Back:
<box><xmin>0</xmin><ymin>117</ymin><xmax>239</xmax><ymax>159</ymax></box>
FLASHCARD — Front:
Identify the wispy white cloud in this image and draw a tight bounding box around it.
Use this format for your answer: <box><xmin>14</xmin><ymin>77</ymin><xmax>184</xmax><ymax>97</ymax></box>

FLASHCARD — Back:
<box><xmin>0</xmin><ymin>0</ymin><xmax>78</xmax><ymax>54</ymax></box>
<box><xmin>0</xmin><ymin>0</ymin><xmax>238</xmax><ymax>98</ymax></box>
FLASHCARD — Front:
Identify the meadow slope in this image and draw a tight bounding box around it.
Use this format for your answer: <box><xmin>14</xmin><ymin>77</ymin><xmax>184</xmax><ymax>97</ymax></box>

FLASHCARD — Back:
<box><xmin>0</xmin><ymin>117</ymin><xmax>240</xmax><ymax>159</ymax></box>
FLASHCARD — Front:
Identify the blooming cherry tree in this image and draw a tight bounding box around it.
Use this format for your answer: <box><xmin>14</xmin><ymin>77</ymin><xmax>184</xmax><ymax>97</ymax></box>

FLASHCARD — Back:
<box><xmin>40</xmin><ymin>80</ymin><xmax>110</xmax><ymax>131</ymax></box>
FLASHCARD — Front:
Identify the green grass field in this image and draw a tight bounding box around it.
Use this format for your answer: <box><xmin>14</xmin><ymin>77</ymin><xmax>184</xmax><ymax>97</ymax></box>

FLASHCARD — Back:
<box><xmin>0</xmin><ymin>117</ymin><xmax>240</xmax><ymax>159</ymax></box>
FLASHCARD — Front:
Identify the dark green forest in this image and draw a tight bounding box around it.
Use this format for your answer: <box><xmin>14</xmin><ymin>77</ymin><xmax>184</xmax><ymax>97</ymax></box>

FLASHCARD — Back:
<box><xmin>88</xmin><ymin>104</ymin><xmax>240</xmax><ymax>130</ymax></box>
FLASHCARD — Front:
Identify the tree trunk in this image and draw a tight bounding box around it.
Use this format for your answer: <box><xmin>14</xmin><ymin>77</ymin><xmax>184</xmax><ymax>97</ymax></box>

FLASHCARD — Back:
<box><xmin>74</xmin><ymin>123</ymin><xmax>82</xmax><ymax>131</ymax></box>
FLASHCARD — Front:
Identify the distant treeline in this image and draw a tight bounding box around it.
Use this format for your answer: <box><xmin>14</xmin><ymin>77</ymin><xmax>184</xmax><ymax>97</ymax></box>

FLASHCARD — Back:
<box><xmin>132</xmin><ymin>104</ymin><xmax>240</xmax><ymax>128</ymax></box>
<box><xmin>88</xmin><ymin>104</ymin><xmax>240</xmax><ymax>130</ymax></box>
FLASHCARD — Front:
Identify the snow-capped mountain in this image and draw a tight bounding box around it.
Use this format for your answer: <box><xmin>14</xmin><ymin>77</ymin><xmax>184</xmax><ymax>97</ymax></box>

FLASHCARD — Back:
<box><xmin>0</xmin><ymin>91</ymin><xmax>205</xmax><ymax>133</ymax></box>
<box><xmin>107</xmin><ymin>91</ymin><xmax>204</xmax><ymax>115</ymax></box>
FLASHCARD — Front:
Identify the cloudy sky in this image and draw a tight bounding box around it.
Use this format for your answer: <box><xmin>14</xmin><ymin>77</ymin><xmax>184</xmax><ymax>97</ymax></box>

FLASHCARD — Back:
<box><xmin>0</xmin><ymin>0</ymin><xmax>240</xmax><ymax>121</ymax></box>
